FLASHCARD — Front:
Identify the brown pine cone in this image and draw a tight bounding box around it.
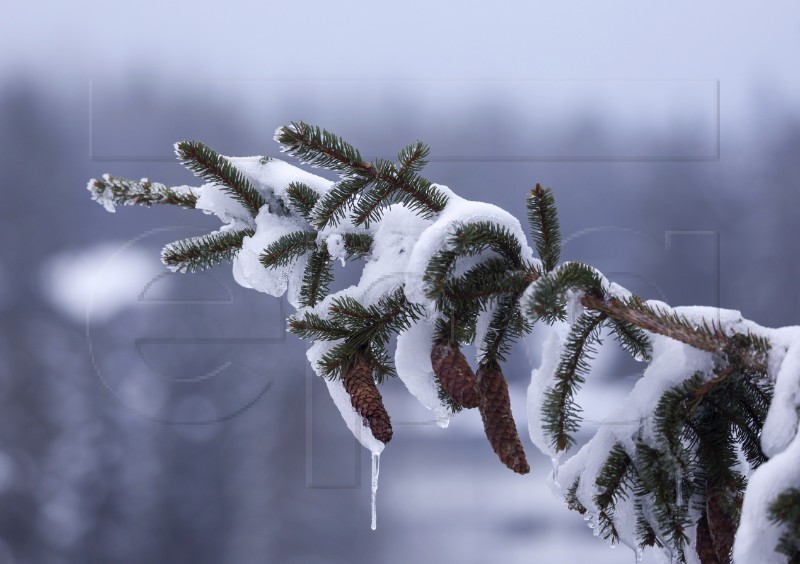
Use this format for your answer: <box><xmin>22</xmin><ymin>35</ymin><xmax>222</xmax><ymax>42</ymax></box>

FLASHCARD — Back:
<box><xmin>706</xmin><ymin>485</ymin><xmax>738</xmax><ymax>563</ymax></box>
<box><xmin>695</xmin><ymin>512</ymin><xmax>722</xmax><ymax>564</ymax></box>
<box><xmin>342</xmin><ymin>355</ymin><xmax>392</xmax><ymax>443</ymax></box>
<box><xmin>430</xmin><ymin>342</ymin><xmax>480</xmax><ymax>409</ymax></box>
<box><xmin>476</xmin><ymin>365</ymin><xmax>530</xmax><ymax>474</ymax></box>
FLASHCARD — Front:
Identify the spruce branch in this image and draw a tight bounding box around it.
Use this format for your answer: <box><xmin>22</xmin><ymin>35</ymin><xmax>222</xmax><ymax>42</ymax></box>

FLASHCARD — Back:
<box><xmin>635</xmin><ymin>493</ymin><xmax>664</xmax><ymax>550</ymax></box>
<box><xmin>581</xmin><ymin>294</ymin><xmax>770</xmax><ymax>374</ymax></box>
<box><xmin>259</xmin><ymin>230</ymin><xmax>317</xmax><ymax>269</ymax></box>
<box><xmin>768</xmin><ymin>488</ymin><xmax>800</xmax><ymax>560</ymax></box>
<box><xmin>175</xmin><ymin>140</ymin><xmax>266</xmax><ymax>217</ymax></box>
<box><xmin>525</xmin><ymin>261</ymin><xmax>604</xmax><ymax>323</ymax></box>
<box><xmin>300</xmin><ymin>247</ymin><xmax>334</xmax><ymax>308</ymax></box>
<box><xmin>543</xmin><ymin>311</ymin><xmax>608</xmax><ymax>452</ymax></box>
<box><xmin>313</xmin><ymin>175</ymin><xmax>371</xmax><ymax>229</ymax></box>
<box><xmin>565</xmin><ymin>477</ymin><xmax>588</xmax><ymax>515</ymax></box>
<box><xmin>287</xmin><ymin>312</ymin><xmax>351</xmax><ymax>342</ymax></box>
<box><xmin>276</xmin><ymin>122</ymin><xmax>447</xmax><ymax>226</ymax></box>
<box><xmin>285</xmin><ymin>181</ymin><xmax>320</xmax><ymax>220</ymax></box>
<box><xmin>635</xmin><ymin>442</ymin><xmax>691</xmax><ymax>562</ymax></box>
<box><xmin>161</xmin><ymin>229</ymin><xmax>253</xmax><ymax>273</ymax></box>
<box><xmin>88</xmin><ymin>175</ymin><xmax>198</xmax><ymax>209</ymax></box>
<box><xmin>479</xmin><ymin>292</ymin><xmax>531</xmax><ymax>367</ymax></box>
<box><xmin>594</xmin><ymin>443</ymin><xmax>635</xmax><ymax>545</ymax></box>
<box><xmin>609</xmin><ymin>318</ymin><xmax>653</xmax><ymax>361</ymax></box>
<box><xmin>276</xmin><ymin>121</ymin><xmax>368</xmax><ymax>173</ymax></box>
<box><xmin>526</xmin><ymin>183</ymin><xmax>561</xmax><ymax>272</ymax></box>
<box><xmin>342</xmin><ymin>232</ymin><xmax>373</xmax><ymax>259</ymax></box>
<box><xmin>397</xmin><ymin>140</ymin><xmax>430</xmax><ymax>173</ymax></box>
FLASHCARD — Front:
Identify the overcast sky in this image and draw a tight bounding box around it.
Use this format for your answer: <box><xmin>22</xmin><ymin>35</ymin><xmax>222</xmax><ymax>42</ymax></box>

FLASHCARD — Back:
<box><xmin>3</xmin><ymin>1</ymin><xmax>799</xmax><ymax>130</ymax></box>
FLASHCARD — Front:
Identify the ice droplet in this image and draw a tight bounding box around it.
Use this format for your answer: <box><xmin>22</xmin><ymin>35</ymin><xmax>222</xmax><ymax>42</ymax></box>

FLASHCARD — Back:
<box><xmin>370</xmin><ymin>451</ymin><xmax>381</xmax><ymax>531</ymax></box>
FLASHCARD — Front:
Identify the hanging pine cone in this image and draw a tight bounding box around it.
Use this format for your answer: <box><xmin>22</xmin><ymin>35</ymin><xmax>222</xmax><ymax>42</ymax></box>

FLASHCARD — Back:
<box><xmin>705</xmin><ymin>484</ymin><xmax>739</xmax><ymax>563</ymax></box>
<box><xmin>430</xmin><ymin>341</ymin><xmax>480</xmax><ymax>409</ymax></box>
<box><xmin>342</xmin><ymin>355</ymin><xmax>393</xmax><ymax>443</ymax></box>
<box><xmin>476</xmin><ymin>365</ymin><xmax>529</xmax><ymax>474</ymax></box>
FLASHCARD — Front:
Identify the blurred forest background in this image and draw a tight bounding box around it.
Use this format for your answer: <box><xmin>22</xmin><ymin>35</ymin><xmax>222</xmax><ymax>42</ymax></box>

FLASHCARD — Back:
<box><xmin>2</xmin><ymin>2</ymin><xmax>800</xmax><ymax>563</ymax></box>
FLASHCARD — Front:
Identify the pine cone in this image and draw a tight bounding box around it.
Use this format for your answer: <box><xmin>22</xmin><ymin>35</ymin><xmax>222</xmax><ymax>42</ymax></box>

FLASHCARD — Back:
<box><xmin>476</xmin><ymin>365</ymin><xmax>530</xmax><ymax>474</ymax></box>
<box><xmin>706</xmin><ymin>485</ymin><xmax>738</xmax><ymax>563</ymax></box>
<box><xmin>342</xmin><ymin>355</ymin><xmax>392</xmax><ymax>443</ymax></box>
<box><xmin>696</xmin><ymin>512</ymin><xmax>722</xmax><ymax>564</ymax></box>
<box><xmin>430</xmin><ymin>342</ymin><xmax>480</xmax><ymax>408</ymax></box>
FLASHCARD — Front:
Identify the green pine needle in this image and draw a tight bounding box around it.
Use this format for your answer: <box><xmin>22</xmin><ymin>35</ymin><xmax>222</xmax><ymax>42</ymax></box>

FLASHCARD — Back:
<box><xmin>609</xmin><ymin>318</ymin><xmax>652</xmax><ymax>361</ymax></box>
<box><xmin>768</xmin><ymin>488</ymin><xmax>800</xmax><ymax>560</ymax></box>
<box><xmin>342</xmin><ymin>232</ymin><xmax>373</xmax><ymax>259</ymax></box>
<box><xmin>397</xmin><ymin>140</ymin><xmax>430</xmax><ymax>173</ymax></box>
<box><xmin>285</xmin><ymin>181</ymin><xmax>320</xmax><ymax>221</ymax></box>
<box><xmin>300</xmin><ymin>247</ymin><xmax>334</xmax><ymax>308</ymax></box>
<box><xmin>175</xmin><ymin>140</ymin><xmax>266</xmax><ymax>218</ymax></box>
<box><xmin>527</xmin><ymin>183</ymin><xmax>561</xmax><ymax>272</ymax></box>
<box><xmin>276</xmin><ymin>121</ymin><xmax>368</xmax><ymax>173</ymax></box>
<box><xmin>542</xmin><ymin>311</ymin><xmax>607</xmax><ymax>451</ymax></box>
<box><xmin>161</xmin><ymin>229</ymin><xmax>254</xmax><ymax>273</ymax></box>
<box><xmin>524</xmin><ymin>261</ymin><xmax>604</xmax><ymax>323</ymax></box>
<box><xmin>594</xmin><ymin>443</ymin><xmax>635</xmax><ymax>545</ymax></box>
<box><xmin>260</xmin><ymin>231</ymin><xmax>317</xmax><ymax>269</ymax></box>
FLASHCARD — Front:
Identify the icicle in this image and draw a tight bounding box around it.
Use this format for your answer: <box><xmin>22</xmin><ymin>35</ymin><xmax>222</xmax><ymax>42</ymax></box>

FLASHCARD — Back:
<box><xmin>675</xmin><ymin>470</ymin><xmax>683</xmax><ymax>507</ymax></box>
<box><xmin>550</xmin><ymin>457</ymin><xmax>560</xmax><ymax>487</ymax></box>
<box><xmin>370</xmin><ymin>451</ymin><xmax>381</xmax><ymax>531</ymax></box>
<box><xmin>435</xmin><ymin>413</ymin><xmax>450</xmax><ymax>429</ymax></box>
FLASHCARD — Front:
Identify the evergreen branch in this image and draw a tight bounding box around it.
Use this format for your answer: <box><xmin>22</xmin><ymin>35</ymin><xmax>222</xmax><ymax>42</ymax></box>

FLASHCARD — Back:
<box><xmin>317</xmin><ymin>341</ymin><xmax>356</xmax><ymax>379</ymax></box>
<box><xmin>525</xmin><ymin>261</ymin><xmax>604</xmax><ymax>323</ymax></box>
<box><xmin>634</xmin><ymin>493</ymin><xmax>664</xmax><ymax>550</ymax></box>
<box><xmin>433</xmin><ymin>313</ymin><xmax>477</xmax><ymax>349</ymax></box>
<box><xmin>342</xmin><ymin>232</ymin><xmax>373</xmax><ymax>259</ymax></box>
<box><xmin>328</xmin><ymin>288</ymin><xmax>423</xmax><ymax>348</ymax></box>
<box><xmin>565</xmin><ymin>477</ymin><xmax>587</xmax><ymax>514</ymax></box>
<box><xmin>635</xmin><ymin>442</ymin><xmax>691</xmax><ymax>562</ymax></box>
<box><xmin>276</xmin><ymin>121</ymin><xmax>368</xmax><ymax>173</ymax></box>
<box><xmin>542</xmin><ymin>311</ymin><xmax>607</xmax><ymax>451</ymax></box>
<box><xmin>581</xmin><ymin>294</ymin><xmax>770</xmax><ymax>374</ymax></box>
<box><xmin>300</xmin><ymin>247</ymin><xmax>334</xmax><ymax>308</ymax></box>
<box><xmin>88</xmin><ymin>175</ymin><xmax>197</xmax><ymax>209</ymax></box>
<box><xmin>287</xmin><ymin>312</ymin><xmax>350</xmax><ymax>341</ymax></box>
<box><xmin>314</xmin><ymin>288</ymin><xmax>424</xmax><ymax>382</ymax></box>
<box><xmin>449</xmin><ymin>221</ymin><xmax>524</xmax><ymax>268</ymax></box>
<box><xmin>161</xmin><ymin>229</ymin><xmax>253</xmax><ymax>273</ymax></box>
<box><xmin>364</xmin><ymin>342</ymin><xmax>396</xmax><ymax>384</ymax></box>
<box><xmin>436</xmin><ymin>258</ymin><xmax>527</xmax><ymax>310</ymax></box>
<box><xmin>350</xmin><ymin>158</ymin><xmax>447</xmax><ymax>225</ymax></box>
<box><xmin>397</xmin><ymin>140</ymin><xmax>430</xmax><ymax>173</ymax></box>
<box><xmin>609</xmin><ymin>318</ymin><xmax>652</xmax><ymax>361</ymax></box>
<box><xmin>768</xmin><ymin>488</ymin><xmax>800</xmax><ymax>560</ymax></box>
<box><xmin>285</xmin><ymin>181</ymin><xmax>320</xmax><ymax>220</ymax></box>
<box><xmin>424</xmin><ymin>222</ymin><xmax>530</xmax><ymax>302</ymax></box>
<box><xmin>594</xmin><ymin>443</ymin><xmax>635</xmax><ymax>544</ymax></box>
<box><xmin>313</xmin><ymin>175</ymin><xmax>371</xmax><ymax>229</ymax></box>
<box><xmin>526</xmin><ymin>183</ymin><xmax>561</xmax><ymax>272</ymax></box>
<box><xmin>479</xmin><ymin>293</ymin><xmax>530</xmax><ymax>368</ymax></box>
<box><xmin>175</xmin><ymin>140</ymin><xmax>266</xmax><ymax>217</ymax></box>
<box><xmin>277</xmin><ymin>122</ymin><xmax>447</xmax><ymax>224</ymax></box>
<box><xmin>259</xmin><ymin>231</ymin><xmax>317</xmax><ymax>269</ymax></box>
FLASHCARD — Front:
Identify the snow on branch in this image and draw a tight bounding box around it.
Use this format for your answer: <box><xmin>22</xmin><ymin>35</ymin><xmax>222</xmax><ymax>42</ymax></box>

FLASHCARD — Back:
<box><xmin>87</xmin><ymin>123</ymin><xmax>800</xmax><ymax>563</ymax></box>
